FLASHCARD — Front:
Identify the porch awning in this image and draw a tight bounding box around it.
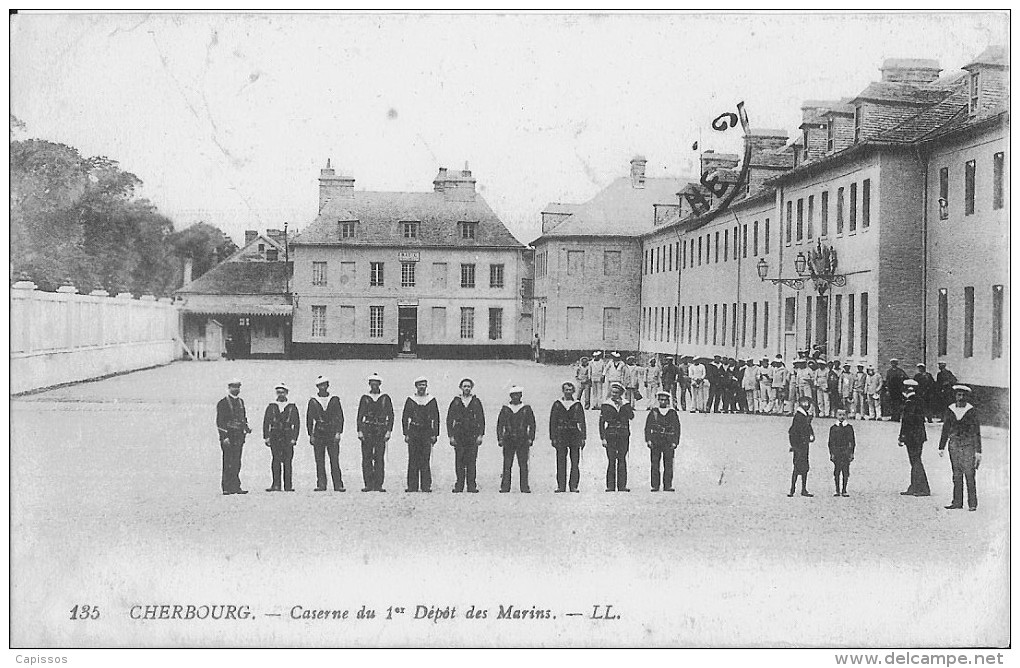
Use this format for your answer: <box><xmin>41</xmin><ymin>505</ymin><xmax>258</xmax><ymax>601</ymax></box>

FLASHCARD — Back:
<box><xmin>180</xmin><ymin>304</ymin><xmax>293</xmax><ymax>316</ymax></box>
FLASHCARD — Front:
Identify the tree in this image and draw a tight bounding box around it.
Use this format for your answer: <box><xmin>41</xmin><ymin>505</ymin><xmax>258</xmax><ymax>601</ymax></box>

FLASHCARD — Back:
<box><xmin>168</xmin><ymin>222</ymin><xmax>239</xmax><ymax>284</ymax></box>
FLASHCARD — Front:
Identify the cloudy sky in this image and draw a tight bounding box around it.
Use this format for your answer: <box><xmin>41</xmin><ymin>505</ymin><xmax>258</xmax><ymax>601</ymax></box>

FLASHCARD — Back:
<box><xmin>10</xmin><ymin>12</ymin><xmax>1007</xmax><ymax>244</ymax></box>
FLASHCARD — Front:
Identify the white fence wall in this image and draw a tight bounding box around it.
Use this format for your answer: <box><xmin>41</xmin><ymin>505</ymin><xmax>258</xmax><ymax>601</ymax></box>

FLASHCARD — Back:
<box><xmin>10</xmin><ymin>281</ymin><xmax>180</xmax><ymax>394</ymax></box>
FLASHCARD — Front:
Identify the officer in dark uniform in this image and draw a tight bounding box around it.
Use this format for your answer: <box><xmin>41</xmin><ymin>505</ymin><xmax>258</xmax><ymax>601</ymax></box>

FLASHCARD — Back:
<box><xmin>599</xmin><ymin>381</ymin><xmax>634</xmax><ymax>492</ymax></box>
<box><xmin>660</xmin><ymin>357</ymin><xmax>679</xmax><ymax>410</ymax></box>
<box><xmin>307</xmin><ymin>375</ymin><xmax>345</xmax><ymax>492</ymax></box>
<box><xmin>935</xmin><ymin>362</ymin><xmax>958</xmax><ymax>417</ymax></box>
<box><xmin>497</xmin><ymin>385</ymin><xmax>536</xmax><ymax>493</ymax></box>
<box><xmin>644</xmin><ymin>390</ymin><xmax>681</xmax><ymax>492</ymax></box>
<box><xmin>357</xmin><ymin>373</ymin><xmax>394</xmax><ymax>492</ymax></box>
<box><xmin>216</xmin><ymin>378</ymin><xmax>251</xmax><ymax>495</ymax></box>
<box><xmin>939</xmin><ymin>385</ymin><xmax>982</xmax><ymax>511</ymax></box>
<box><xmin>707</xmin><ymin>355</ymin><xmax>723</xmax><ymax>413</ymax></box>
<box><xmin>885</xmin><ymin>358</ymin><xmax>909</xmax><ymax>421</ymax></box>
<box><xmin>787</xmin><ymin>396</ymin><xmax>815</xmax><ymax>497</ymax></box>
<box><xmin>447</xmin><ymin>378</ymin><xmax>485</xmax><ymax>493</ymax></box>
<box><xmin>263</xmin><ymin>382</ymin><xmax>300</xmax><ymax>492</ymax></box>
<box><xmin>550</xmin><ymin>381</ymin><xmax>586</xmax><ymax>493</ymax></box>
<box><xmin>898</xmin><ymin>379</ymin><xmax>930</xmax><ymax>496</ymax></box>
<box><xmin>402</xmin><ymin>376</ymin><xmax>440</xmax><ymax>493</ymax></box>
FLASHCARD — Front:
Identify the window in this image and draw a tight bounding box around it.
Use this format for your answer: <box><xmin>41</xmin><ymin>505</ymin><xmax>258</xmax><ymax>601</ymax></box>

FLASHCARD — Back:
<box><xmin>339</xmin><ymin>306</ymin><xmax>355</xmax><ymax>338</ymax></box>
<box><xmin>460</xmin><ymin>307</ymin><xmax>475</xmax><ymax>339</ymax></box>
<box><xmin>339</xmin><ymin>261</ymin><xmax>355</xmax><ymax>287</ymax></box>
<box><xmin>786</xmin><ymin>201</ymin><xmax>793</xmax><ymax>244</ymax></box>
<box><xmin>489</xmin><ymin>264</ymin><xmax>505</xmax><ymax>288</ymax></box>
<box><xmin>401</xmin><ymin>261</ymin><xmax>416</xmax><ymax>288</ymax></box>
<box><xmin>741</xmin><ymin>303</ymin><xmax>748</xmax><ymax>347</ymax></box>
<box><xmin>849</xmin><ymin>182</ymin><xmax>858</xmax><ymax>232</ymax></box>
<box><xmin>753</xmin><ymin>221</ymin><xmax>759</xmax><ymax>256</ymax></box>
<box><xmin>311</xmin><ymin>261</ymin><xmax>328</xmax><ymax>286</ymax></box>
<box><xmin>854</xmin><ymin>105</ymin><xmax>863</xmax><ymax>143</ymax></box>
<box><xmin>660</xmin><ymin>308</ymin><xmax>666</xmax><ymax>341</ymax></box>
<box><xmin>785</xmin><ymin>297</ymin><xmax>796</xmax><ymax>333</ymax></box>
<box><xmin>705</xmin><ymin>235</ymin><xmax>711</xmax><ymax>264</ymax></box>
<box><xmin>834</xmin><ymin>295</ymin><xmax>843</xmax><ymax>355</ymax></box>
<box><xmin>668</xmin><ymin>244</ymin><xmax>673</xmax><ymax>271</ymax></box>
<box><xmin>488</xmin><ymin>308</ymin><xmax>503</xmax><ymax>340</ymax></box>
<box><xmin>764</xmin><ymin>219</ymin><xmax>770</xmax><ymax>254</ymax></box>
<box><xmin>836</xmin><ymin>187</ymin><xmax>845</xmax><ymax>234</ymax></box>
<box><xmin>698</xmin><ymin>237</ymin><xmax>703</xmax><ymax>265</ymax></box>
<box><xmin>939</xmin><ymin>166</ymin><xmax>950</xmax><ymax>219</ymax></box>
<box><xmin>266</xmin><ymin>249</ymin><xmax>279</xmax><ymax>261</ymax></box>
<box><xmin>258</xmin><ymin>243</ymin><xmax>265</xmax><ymax>252</ymax></box>
<box><xmin>460</xmin><ymin>264</ymin><xmax>476</xmax><ymax>288</ymax></box>
<box><xmin>807</xmin><ymin>195</ymin><xmax>815</xmax><ymax>239</ymax></box>
<box><xmin>695</xmin><ymin>306</ymin><xmax>701</xmax><ymax>344</ymax></box>
<box><xmin>431</xmin><ymin>307</ymin><xmax>447</xmax><ymax>339</ymax></box>
<box><xmin>714</xmin><ymin>232</ymin><xmax>720</xmax><ymax>263</ymax></box>
<box><xmin>682</xmin><ymin>240</ymin><xmax>687</xmax><ymax>269</ymax></box>
<box><xmin>567</xmin><ymin>250</ymin><xmax>584</xmax><ymax>276</ymax></box>
<box><xmin>963</xmin><ymin>286</ymin><xmax>975</xmax><ymax>358</ymax></box>
<box><xmin>796</xmin><ymin>198</ymin><xmax>804</xmax><ymax>241</ymax></box>
<box><xmin>992</xmin><ymin>285</ymin><xmax>1003</xmax><ymax>358</ymax></box>
<box><xmin>433</xmin><ymin>262</ymin><xmax>447</xmax><ymax>288</ymax></box>
<box><xmin>965</xmin><ymin>160</ymin><xmax>976</xmax><ymax>215</ymax></box>
<box><xmin>458</xmin><ymin>221</ymin><xmax>478</xmax><ymax>240</ymax></box>
<box><xmin>763</xmin><ymin>302</ymin><xmax>769</xmax><ymax>348</ymax></box>
<box><xmin>847</xmin><ymin>294</ymin><xmax>855</xmax><ymax>356</ymax></box>
<box><xmin>339</xmin><ymin>221</ymin><xmax>356</xmax><ymax>239</ymax></box>
<box><xmin>937</xmin><ymin>288</ymin><xmax>948</xmax><ymax>356</ymax></box>
<box><xmin>712</xmin><ymin>305</ymin><xmax>718</xmax><ymax>345</ymax></box>
<box><xmin>402</xmin><ymin>221</ymin><xmax>420</xmax><ymax>239</ymax></box>
<box><xmin>993</xmin><ymin>152</ymin><xmax>1005</xmax><ymax>209</ymax></box>
<box><xmin>688</xmin><ymin>305</ymin><xmax>693</xmax><ymax>344</ymax></box>
<box><xmin>721</xmin><ymin>303</ymin><xmax>727</xmax><ymax>344</ymax></box>
<box><xmin>603</xmin><ymin>307</ymin><xmax>620</xmax><ymax>341</ymax></box>
<box><xmin>826</xmin><ymin>118</ymin><xmax>834</xmax><ymax>152</ymax></box>
<box><xmin>604</xmin><ymin>250</ymin><xmax>622</xmax><ymax>276</ymax></box>
<box><xmin>806</xmin><ymin>296</ymin><xmax>813</xmax><ymax>348</ymax></box>
<box><xmin>860</xmin><ymin>292</ymin><xmax>869</xmax><ymax>355</ymax></box>
<box><xmin>311</xmin><ymin>305</ymin><xmax>327</xmax><ymax>337</ymax></box>
<box><xmin>567</xmin><ymin>306</ymin><xmax>584</xmax><ymax>341</ymax></box>
<box><xmin>862</xmin><ymin>179</ymin><xmax>871</xmax><ymax>229</ymax></box>
<box><xmin>370</xmin><ymin>262</ymin><xmax>384</xmax><ymax>287</ymax></box>
<box><xmin>724</xmin><ymin>228</ymin><xmax>729</xmax><ymax>260</ymax></box>
<box><xmin>820</xmin><ymin>191</ymin><xmax>829</xmax><ymax>236</ymax></box>
<box><xmin>731</xmin><ymin>303</ymin><xmax>737</xmax><ymax>346</ymax></box>
<box><xmin>667</xmin><ymin>306</ymin><xmax>672</xmax><ymax>342</ymax></box>
<box><xmin>368</xmin><ymin>306</ymin><xmax>384</xmax><ymax>338</ymax></box>
<box><xmin>969</xmin><ymin>71</ymin><xmax>980</xmax><ymax>115</ymax></box>
<box><xmin>643</xmin><ymin>250</ymin><xmax>648</xmax><ymax>275</ymax></box>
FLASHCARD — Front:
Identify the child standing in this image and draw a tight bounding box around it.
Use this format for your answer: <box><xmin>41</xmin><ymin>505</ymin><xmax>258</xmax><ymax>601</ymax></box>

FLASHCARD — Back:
<box><xmin>828</xmin><ymin>408</ymin><xmax>856</xmax><ymax>497</ymax></box>
<box><xmin>787</xmin><ymin>396</ymin><xmax>815</xmax><ymax>497</ymax></box>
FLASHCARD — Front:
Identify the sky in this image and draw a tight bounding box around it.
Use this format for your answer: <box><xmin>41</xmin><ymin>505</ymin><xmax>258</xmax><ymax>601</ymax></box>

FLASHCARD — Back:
<box><xmin>9</xmin><ymin>12</ymin><xmax>1008</xmax><ymax>245</ymax></box>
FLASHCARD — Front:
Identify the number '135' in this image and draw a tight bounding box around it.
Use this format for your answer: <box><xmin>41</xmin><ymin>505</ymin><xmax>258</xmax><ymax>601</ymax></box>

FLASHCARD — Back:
<box><xmin>70</xmin><ymin>604</ymin><xmax>100</xmax><ymax>620</ymax></box>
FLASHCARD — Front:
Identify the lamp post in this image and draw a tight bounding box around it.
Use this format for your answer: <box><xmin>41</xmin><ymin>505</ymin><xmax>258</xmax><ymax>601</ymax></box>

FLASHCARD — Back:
<box><xmin>756</xmin><ymin>255</ymin><xmax>806</xmax><ymax>290</ymax></box>
<box><xmin>758</xmin><ymin>244</ymin><xmax>846</xmax><ymax>294</ymax></box>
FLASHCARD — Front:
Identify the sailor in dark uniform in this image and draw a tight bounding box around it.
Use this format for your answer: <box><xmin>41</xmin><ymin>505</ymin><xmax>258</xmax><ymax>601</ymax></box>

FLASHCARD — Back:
<box><xmin>787</xmin><ymin>395</ymin><xmax>815</xmax><ymax>497</ymax></box>
<box><xmin>447</xmin><ymin>378</ymin><xmax>485</xmax><ymax>493</ymax></box>
<box><xmin>939</xmin><ymin>385</ymin><xmax>983</xmax><ymax>511</ymax></box>
<box><xmin>215</xmin><ymin>378</ymin><xmax>251</xmax><ymax>495</ymax></box>
<box><xmin>357</xmin><ymin>373</ymin><xmax>394</xmax><ymax>492</ymax></box>
<box><xmin>898</xmin><ymin>379</ymin><xmax>931</xmax><ymax>496</ymax></box>
<box><xmin>402</xmin><ymin>376</ymin><xmax>440</xmax><ymax>493</ymax></box>
<box><xmin>599</xmin><ymin>381</ymin><xmax>634</xmax><ymax>492</ymax></box>
<box><xmin>549</xmin><ymin>381</ymin><xmax>586</xmax><ymax>493</ymax></box>
<box><xmin>497</xmin><ymin>385</ymin><xmax>536</xmax><ymax>493</ymax></box>
<box><xmin>306</xmin><ymin>375</ymin><xmax>345</xmax><ymax>492</ymax></box>
<box><xmin>644</xmin><ymin>390</ymin><xmax>681</xmax><ymax>492</ymax></box>
<box><xmin>263</xmin><ymin>382</ymin><xmax>300</xmax><ymax>492</ymax></box>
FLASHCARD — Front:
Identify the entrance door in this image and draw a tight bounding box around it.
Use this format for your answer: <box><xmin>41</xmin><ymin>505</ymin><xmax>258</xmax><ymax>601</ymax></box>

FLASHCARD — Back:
<box><xmin>226</xmin><ymin>317</ymin><xmax>252</xmax><ymax>359</ymax></box>
<box><xmin>814</xmin><ymin>296</ymin><xmax>829</xmax><ymax>356</ymax></box>
<box><xmin>398</xmin><ymin>307</ymin><xmax>418</xmax><ymax>355</ymax></box>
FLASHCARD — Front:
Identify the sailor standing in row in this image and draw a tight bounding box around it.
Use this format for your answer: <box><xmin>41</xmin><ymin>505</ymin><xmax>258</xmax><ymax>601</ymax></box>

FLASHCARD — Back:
<box><xmin>263</xmin><ymin>382</ymin><xmax>300</xmax><ymax>492</ymax></box>
<box><xmin>447</xmin><ymin>378</ymin><xmax>485</xmax><ymax>493</ymax></box>
<box><xmin>357</xmin><ymin>373</ymin><xmax>394</xmax><ymax>492</ymax></box>
<box><xmin>939</xmin><ymin>385</ymin><xmax>982</xmax><ymax>512</ymax></box>
<box><xmin>497</xmin><ymin>386</ymin><xmax>536</xmax><ymax>493</ymax></box>
<box><xmin>307</xmin><ymin>375</ymin><xmax>345</xmax><ymax>492</ymax></box>
<box><xmin>216</xmin><ymin>378</ymin><xmax>251</xmax><ymax>495</ymax></box>
<box><xmin>600</xmin><ymin>381</ymin><xmax>634</xmax><ymax>492</ymax></box>
<box><xmin>645</xmin><ymin>390</ymin><xmax>680</xmax><ymax>492</ymax></box>
<box><xmin>550</xmin><ymin>381</ymin><xmax>586</xmax><ymax>492</ymax></box>
<box><xmin>402</xmin><ymin>376</ymin><xmax>439</xmax><ymax>493</ymax></box>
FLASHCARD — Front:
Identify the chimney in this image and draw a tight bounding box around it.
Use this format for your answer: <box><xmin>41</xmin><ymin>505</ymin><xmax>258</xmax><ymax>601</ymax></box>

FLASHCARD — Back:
<box><xmin>880</xmin><ymin>58</ymin><xmax>941</xmax><ymax>85</ymax></box>
<box><xmin>800</xmin><ymin>102</ymin><xmax>837</xmax><ymax>162</ymax></box>
<box><xmin>433</xmin><ymin>162</ymin><xmax>476</xmax><ymax>201</ymax></box>
<box><xmin>630</xmin><ymin>155</ymin><xmax>647</xmax><ymax>189</ymax></box>
<box><xmin>747</xmin><ymin>129</ymin><xmax>789</xmax><ymax>155</ymax></box>
<box><xmin>182</xmin><ymin>256</ymin><xmax>193</xmax><ymax>285</ymax></box>
<box><xmin>318</xmin><ymin>158</ymin><xmax>355</xmax><ymax>211</ymax></box>
<box><xmin>245</xmin><ymin>230</ymin><xmax>258</xmax><ymax>246</ymax></box>
<box><xmin>820</xmin><ymin>102</ymin><xmax>856</xmax><ymax>154</ymax></box>
<box><xmin>963</xmin><ymin>46</ymin><xmax>1007</xmax><ymax>117</ymax></box>
<box><xmin>700</xmin><ymin>150</ymin><xmax>739</xmax><ymax>176</ymax></box>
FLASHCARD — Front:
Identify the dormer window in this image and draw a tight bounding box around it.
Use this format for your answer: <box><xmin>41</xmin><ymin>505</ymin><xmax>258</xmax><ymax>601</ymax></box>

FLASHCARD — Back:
<box><xmin>458</xmin><ymin>221</ymin><xmax>478</xmax><ymax>240</ymax></box>
<box><xmin>338</xmin><ymin>220</ymin><xmax>356</xmax><ymax>239</ymax></box>
<box><xmin>826</xmin><ymin>119</ymin><xmax>834</xmax><ymax>152</ymax></box>
<box><xmin>266</xmin><ymin>249</ymin><xmax>279</xmax><ymax>261</ymax></box>
<box><xmin>402</xmin><ymin>221</ymin><xmax>420</xmax><ymax>239</ymax></box>
<box><xmin>969</xmin><ymin>71</ymin><xmax>980</xmax><ymax>115</ymax></box>
<box><xmin>853</xmin><ymin>105</ymin><xmax>863</xmax><ymax>143</ymax></box>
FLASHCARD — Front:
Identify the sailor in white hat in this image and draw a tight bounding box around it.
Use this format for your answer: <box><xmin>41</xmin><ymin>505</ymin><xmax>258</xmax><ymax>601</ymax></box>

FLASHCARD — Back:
<box><xmin>448</xmin><ymin>377</ymin><xmax>485</xmax><ymax>493</ymax></box>
<box><xmin>600</xmin><ymin>380</ymin><xmax>634</xmax><ymax>492</ymax></box>
<box><xmin>263</xmin><ymin>381</ymin><xmax>299</xmax><ymax>492</ymax></box>
<box><xmin>939</xmin><ymin>384</ymin><xmax>981</xmax><ymax>511</ymax></box>
<box><xmin>216</xmin><ymin>378</ymin><xmax>251</xmax><ymax>495</ymax></box>
<box><xmin>604</xmin><ymin>353</ymin><xmax>627</xmax><ymax>396</ymax></box>
<box><xmin>308</xmin><ymin>374</ymin><xmax>345</xmax><ymax>492</ymax></box>
<box><xmin>589</xmin><ymin>351</ymin><xmax>606</xmax><ymax>410</ymax></box>
<box><xmin>403</xmin><ymin>375</ymin><xmax>439</xmax><ymax>492</ymax></box>
<box><xmin>497</xmin><ymin>385</ymin><xmax>536</xmax><ymax>493</ymax></box>
<box><xmin>550</xmin><ymin>381</ymin><xmax>586</xmax><ymax>492</ymax></box>
<box><xmin>357</xmin><ymin>372</ymin><xmax>394</xmax><ymax>492</ymax></box>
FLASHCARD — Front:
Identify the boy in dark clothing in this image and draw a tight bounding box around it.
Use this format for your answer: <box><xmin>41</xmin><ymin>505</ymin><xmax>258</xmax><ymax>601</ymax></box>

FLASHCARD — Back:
<box><xmin>645</xmin><ymin>390</ymin><xmax>681</xmax><ymax>492</ymax></box>
<box><xmin>496</xmin><ymin>386</ymin><xmax>536</xmax><ymax>493</ymax></box>
<box><xmin>787</xmin><ymin>395</ymin><xmax>815</xmax><ymax>497</ymax></box>
<box><xmin>263</xmin><ymin>382</ymin><xmax>300</xmax><ymax>492</ymax></box>
<box><xmin>549</xmin><ymin>381</ymin><xmax>586</xmax><ymax>493</ymax></box>
<box><xmin>828</xmin><ymin>408</ymin><xmax>856</xmax><ymax>497</ymax></box>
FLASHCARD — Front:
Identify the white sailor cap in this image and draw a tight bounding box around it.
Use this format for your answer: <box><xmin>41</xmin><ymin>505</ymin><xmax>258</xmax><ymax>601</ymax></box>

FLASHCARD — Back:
<box><xmin>953</xmin><ymin>384</ymin><xmax>972</xmax><ymax>393</ymax></box>
<box><xmin>611</xmin><ymin>351</ymin><xmax>622</xmax><ymax>359</ymax></box>
<box><xmin>414</xmin><ymin>376</ymin><xmax>428</xmax><ymax>385</ymax></box>
<box><xmin>610</xmin><ymin>381</ymin><xmax>625</xmax><ymax>390</ymax></box>
<box><xmin>315</xmin><ymin>375</ymin><xmax>329</xmax><ymax>386</ymax></box>
<box><xmin>509</xmin><ymin>385</ymin><xmax>524</xmax><ymax>395</ymax></box>
<box><xmin>592</xmin><ymin>350</ymin><xmax>603</xmax><ymax>357</ymax></box>
<box><xmin>367</xmin><ymin>373</ymin><xmax>383</xmax><ymax>383</ymax></box>
<box><xmin>227</xmin><ymin>378</ymin><xmax>242</xmax><ymax>386</ymax></box>
<box><xmin>903</xmin><ymin>379</ymin><xmax>918</xmax><ymax>387</ymax></box>
<box><xmin>275</xmin><ymin>382</ymin><xmax>289</xmax><ymax>391</ymax></box>
<box><xmin>655</xmin><ymin>389</ymin><xmax>671</xmax><ymax>398</ymax></box>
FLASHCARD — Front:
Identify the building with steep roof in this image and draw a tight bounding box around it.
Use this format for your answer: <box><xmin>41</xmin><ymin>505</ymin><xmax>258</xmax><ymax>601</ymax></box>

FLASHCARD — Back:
<box><xmin>289</xmin><ymin>162</ymin><xmax>532</xmax><ymax>358</ymax></box>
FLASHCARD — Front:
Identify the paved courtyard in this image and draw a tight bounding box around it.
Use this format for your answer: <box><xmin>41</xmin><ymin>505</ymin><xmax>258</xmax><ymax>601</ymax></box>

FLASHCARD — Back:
<box><xmin>11</xmin><ymin>359</ymin><xmax>1009</xmax><ymax>647</ymax></box>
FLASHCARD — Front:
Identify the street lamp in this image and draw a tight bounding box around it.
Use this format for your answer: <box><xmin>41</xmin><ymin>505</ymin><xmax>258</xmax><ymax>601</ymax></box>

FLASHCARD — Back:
<box><xmin>756</xmin><ymin>256</ymin><xmax>805</xmax><ymax>290</ymax></box>
<box><xmin>756</xmin><ymin>258</ymin><xmax>768</xmax><ymax>281</ymax></box>
<box><xmin>794</xmin><ymin>252</ymin><xmax>807</xmax><ymax>276</ymax></box>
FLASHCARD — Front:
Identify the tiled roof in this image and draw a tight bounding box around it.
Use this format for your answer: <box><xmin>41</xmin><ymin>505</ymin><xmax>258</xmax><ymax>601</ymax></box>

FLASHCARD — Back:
<box><xmin>292</xmin><ymin>191</ymin><xmax>524</xmax><ymax>248</ymax></box>
<box><xmin>851</xmin><ymin>82</ymin><xmax>951</xmax><ymax>105</ymax></box>
<box><xmin>875</xmin><ymin>87</ymin><xmax>970</xmax><ymax>143</ymax></box>
<box><xmin>537</xmin><ymin>176</ymin><xmax>692</xmax><ymax>239</ymax></box>
<box><xmin>751</xmin><ymin>151</ymin><xmax>796</xmax><ymax>168</ymax></box>
<box><xmin>176</xmin><ymin>261</ymin><xmax>290</xmax><ymax>295</ymax></box>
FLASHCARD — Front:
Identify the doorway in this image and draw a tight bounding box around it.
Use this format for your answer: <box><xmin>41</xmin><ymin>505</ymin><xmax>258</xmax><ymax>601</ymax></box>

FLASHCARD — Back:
<box><xmin>398</xmin><ymin>307</ymin><xmax>418</xmax><ymax>356</ymax></box>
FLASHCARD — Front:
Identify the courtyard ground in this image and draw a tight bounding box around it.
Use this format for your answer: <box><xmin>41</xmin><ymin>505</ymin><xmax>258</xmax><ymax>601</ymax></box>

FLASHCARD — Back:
<box><xmin>10</xmin><ymin>359</ymin><xmax>1009</xmax><ymax>647</ymax></box>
